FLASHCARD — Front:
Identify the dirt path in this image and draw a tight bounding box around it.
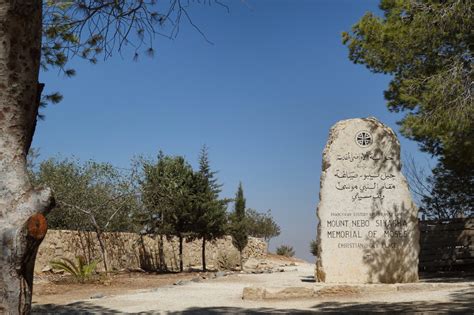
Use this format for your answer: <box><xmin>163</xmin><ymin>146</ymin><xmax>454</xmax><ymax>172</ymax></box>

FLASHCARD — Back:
<box><xmin>32</xmin><ymin>262</ymin><xmax>474</xmax><ymax>314</ymax></box>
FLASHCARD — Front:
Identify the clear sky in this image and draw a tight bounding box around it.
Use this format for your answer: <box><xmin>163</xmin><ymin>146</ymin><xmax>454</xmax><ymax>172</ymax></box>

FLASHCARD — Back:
<box><xmin>35</xmin><ymin>0</ymin><xmax>431</xmax><ymax>261</ymax></box>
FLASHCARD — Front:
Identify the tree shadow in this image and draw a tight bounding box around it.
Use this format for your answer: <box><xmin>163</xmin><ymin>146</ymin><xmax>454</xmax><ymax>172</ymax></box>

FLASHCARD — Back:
<box><xmin>314</xmin><ymin>286</ymin><xmax>474</xmax><ymax>313</ymax></box>
<box><xmin>32</xmin><ymin>301</ymin><xmax>123</xmax><ymax>314</ymax></box>
<box><xmin>362</xmin><ymin>202</ymin><xmax>419</xmax><ymax>283</ymax></box>
<box><xmin>358</xmin><ymin>119</ymin><xmax>419</xmax><ymax>283</ymax></box>
<box><xmin>165</xmin><ymin>286</ymin><xmax>474</xmax><ymax>314</ymax></box>
<box><xmin>31</xmin><ymin>286</ymin><xmax>474</xmax><ymax>314</ymax></box>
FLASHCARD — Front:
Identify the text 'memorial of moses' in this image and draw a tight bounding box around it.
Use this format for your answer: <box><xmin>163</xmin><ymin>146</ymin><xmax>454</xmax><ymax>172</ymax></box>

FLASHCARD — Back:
<box><xmin>315</xmin><ymin>117</ymin><xmax>419</xmax><ymax>283</ymax></box>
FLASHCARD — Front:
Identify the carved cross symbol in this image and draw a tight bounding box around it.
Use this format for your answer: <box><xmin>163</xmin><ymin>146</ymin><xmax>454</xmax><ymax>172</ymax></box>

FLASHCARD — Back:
<box><xmin>356</xmin><ymin>131</ymin><xmax>373</xmax><ymax>147</ymax></box>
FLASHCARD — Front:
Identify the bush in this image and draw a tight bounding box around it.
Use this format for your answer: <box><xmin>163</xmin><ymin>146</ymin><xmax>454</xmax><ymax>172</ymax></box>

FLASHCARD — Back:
<box><xmin>276</xmin><ymin>245</ymin><xmax>295</xmax><ymax>257</ymax></box>
<box><xmin>310</xmin><ymin>239</ymin><xmax>318</xmax><ymax>257</ymax></box>
<box><xmin>50</xmin><ymin>256</ymin><xmax>100</xmax><ymax>283</ymax></box>
<box><xmin>216</xmin><ymin>251</ymin><xmax>240</xmax><ymax>271</ymax></box>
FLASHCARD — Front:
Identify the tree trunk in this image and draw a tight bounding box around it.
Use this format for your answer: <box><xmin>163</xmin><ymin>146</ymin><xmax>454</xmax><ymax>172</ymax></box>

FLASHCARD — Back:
<box><xmin>88</xmin><ymin>214</ymin><xmax>108</xmax><ymax>274</ymax></box>
<box><xmin>0</xmin><ymin>1</ymin><xmax>55</xmax><ymax>313</ymax></box>
<box><xmin>240</xmin><ymin>250</ymin><xmax>244</xmax><ymax>271</ymax></box>
<box><xmin>179</xmin><ymin>236</ymin><xmax>184</xmax><ymax>272</ymax></box>
<box><xmin>158</xmin><ymin>234</ymin><xmax>166</xmax><ymax>271</ymax></box>
<box><xmin>95</xmin><ymin>230</ymin><xmax>109</xmax><ymax>274</ymax></box>
<box><xmin>202</xmin><ymin>237</ymin><xmax>206</xmax><ymax>272</ymax></box>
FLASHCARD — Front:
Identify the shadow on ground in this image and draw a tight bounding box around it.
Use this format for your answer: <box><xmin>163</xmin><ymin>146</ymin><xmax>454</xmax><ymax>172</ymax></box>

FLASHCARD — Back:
<box><xmin>32</xmin><ymin>301</ymin><xmax>122</xmax><ymax>314</ymax></box>
<box><xmin>32</xmin><ymin>286</ymin><xmax>474</xmax><ymax>314</ymax></box>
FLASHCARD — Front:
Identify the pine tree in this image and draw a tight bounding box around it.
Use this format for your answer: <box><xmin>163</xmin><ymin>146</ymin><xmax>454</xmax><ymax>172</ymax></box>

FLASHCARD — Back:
<box><xmin>140</xmin><ymin>154</ymin><xmax>194</xmax><ymax>272</ymax></box>
<box><xmin>190</xmin><ymin>146</ymin><xmax>227</xmax><ymax>271</ymax></box>
<box><xmin>198</xmin><ymin>145</ymin><xmax>222</xmax><ymax>196</ymax></box>
<box><xmin>230</xmin><ymin>183</ymin><xmax>248</xmax><ymax>270</ymax></box>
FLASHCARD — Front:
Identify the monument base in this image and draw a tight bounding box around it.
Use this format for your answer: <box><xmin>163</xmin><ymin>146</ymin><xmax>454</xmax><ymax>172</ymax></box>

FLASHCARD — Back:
<box><xmin>242</xmin><ymin>282</ymin><xmax>468</xmax><ymax>300</ymax></box>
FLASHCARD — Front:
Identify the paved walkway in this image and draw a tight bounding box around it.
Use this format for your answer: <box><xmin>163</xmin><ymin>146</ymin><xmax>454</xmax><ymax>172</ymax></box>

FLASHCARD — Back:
<box><xmin>33</xmin><ymin>263</ymin><xmax>474</xmax><ymax>314</ymax></box>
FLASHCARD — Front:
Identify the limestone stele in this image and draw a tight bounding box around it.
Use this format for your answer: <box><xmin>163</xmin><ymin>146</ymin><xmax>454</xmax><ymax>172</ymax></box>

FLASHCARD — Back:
<box><xmin>315</xmin><ymin>117</ymin><xmax>419</xmax><ymax>284</ymax></box>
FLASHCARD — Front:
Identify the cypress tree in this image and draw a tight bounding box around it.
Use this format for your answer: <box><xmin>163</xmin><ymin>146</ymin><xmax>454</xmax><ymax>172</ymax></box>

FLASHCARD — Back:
<box><xmin>230</xmin><ymin>182</ymin><xmax>248</xmax><ymax>270</ymax></box>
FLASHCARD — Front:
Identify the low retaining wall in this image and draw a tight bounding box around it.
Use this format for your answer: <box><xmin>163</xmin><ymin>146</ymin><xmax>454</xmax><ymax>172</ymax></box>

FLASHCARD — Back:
<box><xmin>419</xmin><ymin>218</ymin><xmax>474</xmax><ymax>272</ymax></box>
<box><xmin>35</xmin><ymin>230</ymin><xmax>267</xmax><ymax>273</ymax></box>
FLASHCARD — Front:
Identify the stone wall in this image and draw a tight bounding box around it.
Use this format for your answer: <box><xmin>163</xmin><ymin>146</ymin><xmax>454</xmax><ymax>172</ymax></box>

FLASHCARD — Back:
<box><xmin>35</xmin><ymin>230</ymin><xmax>267</xmax><ymax>273</ymax></box>
<box><xmin>419</xmin><ymin>218</ymin><xmax>474</xmax><ymax>272</ymax></box>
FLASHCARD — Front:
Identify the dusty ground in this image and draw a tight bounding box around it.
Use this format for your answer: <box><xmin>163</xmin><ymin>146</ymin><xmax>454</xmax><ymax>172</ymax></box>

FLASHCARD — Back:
<box><xmin>32</xmin><ymin>256</ymin><xmax>474</xmax><ymax>314</ymax></box>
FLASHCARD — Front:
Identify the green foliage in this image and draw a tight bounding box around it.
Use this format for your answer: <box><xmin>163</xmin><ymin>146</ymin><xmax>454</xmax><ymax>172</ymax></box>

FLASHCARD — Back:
<box><xmin>191</xmin><ymin>146</ymin><xmax>228</xmax><ymax>242</ymax></box>
<box><xmin>39</xmin><ymin>1</ymin><xmax>225</xmax><ymax>110</ymax></box>
<box><xmin>229</xmin><ymin>183</ymin><xmax>249</xmax><ymax>253</ymax></box>
<box><xmin>138</xmin><ymin>150</ymin><xmax>229</xmax><ymax>271</ymax></box>
<box><xmin>343</xmin><ymin>0</ymin><xmax>473</xmax><ymax>172</ymax></box>
<box><xmin>198</xmin><ymin>145</ymin><xmax>223</xmax><ymax>197</ymax></box>
<box><xmin>246</xmin><ymin>209</ymin><xmax>281</xmax><ymax>243</ymax></box>
<box><xmin>310</xmin><ymin>240</ymin><xmax>318</xmax><ymax>257</ymax></box>
<box><xmin>276</xmin><ymin>245</ymin><xmax>295</xmax><ymax>257</ymax></box>
<box><xmin>139</xmin><ymin>153</ymin><xmax>195</xmax><ymax>238</ymax></box>
<box><xmin>32</xmin><ymin>157</ymin><xmax>138</xmax><ymax>232</ymax></box>
<box><xmin>50</xmin><ymin>256</ymin><xmax>99</xmax><ymax>283</ymax></box>
<box><xmin>421</xmin><ymin>163</ymin><xmax>473</xmax><ymax>219</ymax></box>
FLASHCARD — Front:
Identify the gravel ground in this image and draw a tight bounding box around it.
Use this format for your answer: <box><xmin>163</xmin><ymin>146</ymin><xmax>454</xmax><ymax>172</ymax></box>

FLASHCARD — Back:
<box><xmin>33</xmin><ymin>263</ymin><xmax>474</xmax><ymax>314</ymax></box>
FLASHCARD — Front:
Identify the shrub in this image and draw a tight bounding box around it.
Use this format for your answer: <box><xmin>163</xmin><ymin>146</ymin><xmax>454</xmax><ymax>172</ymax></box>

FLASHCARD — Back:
<box><xmin>276</xmin><ymin>245</ymin><xmax>295</xmax><ymax>257</ymax></box>
<box><xmin>216</xmin><ymin>251</ymin><xmax>240</xmax><ymax>271</ymax></box>
<box><xmin>50</xmin><ymin>256</ymin><xmax>99</xmax><ymax>283</ymax></box>
<box><xmin>310</xmin><ymin>239</ymin><xmax>318</xmax><ymax>257</ymax></box>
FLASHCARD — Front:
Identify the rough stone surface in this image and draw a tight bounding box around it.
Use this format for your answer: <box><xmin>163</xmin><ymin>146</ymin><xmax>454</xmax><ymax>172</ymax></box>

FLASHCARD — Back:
<box><xmin>264</xmin><ymin>287</ymin><xmax>314</xmax><ymax>299</ymax></box>
<box><xmin>316</xmin><ymin>117</ymin><xmax>419</xmax><ymax>283</ymax></box>
<box><xmin>35</xmin><ymin>230</ymin><xmax>266</xmax><ymax>273</ymax></box>
<box><xmin>242</xmin><ymin>287</ymin><xmax>265</xmax><ymax>300</ymax></box>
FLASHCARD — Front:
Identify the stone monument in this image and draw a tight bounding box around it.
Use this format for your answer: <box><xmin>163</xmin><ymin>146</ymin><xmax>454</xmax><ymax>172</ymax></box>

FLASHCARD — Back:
<box><xmin>315</xmin><ymin>117</ymin><xmax>419</xmax><ymax>283</ymax></box>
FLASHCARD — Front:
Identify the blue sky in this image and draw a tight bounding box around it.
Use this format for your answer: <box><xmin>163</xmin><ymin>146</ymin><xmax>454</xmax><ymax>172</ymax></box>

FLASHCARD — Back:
<box><xmin>35</xmin><ymin>0</ymin><xmax>431</xmax><ymax>261</ymax></box>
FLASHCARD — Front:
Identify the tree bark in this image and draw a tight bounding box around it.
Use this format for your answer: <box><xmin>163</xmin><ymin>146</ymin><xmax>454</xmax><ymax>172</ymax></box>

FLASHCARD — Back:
<box><xmin>179</xmin><ymin>236</ymin><xmax>184</xmax><ymax>272</ymax></box>
<box><xmin>0</xmin><ymin>1</ymin><xmax>55</xmax><ymax>313</ymax></box>
<box><xmin>202</xmin><ymin>237</ymin><xmax>206</xmax><ymax>272</ymax></box>
<box><xmin>158</xmin><ymin>234</ymin><xmax>166</xmax><ymax>271</ymax></box>
<box><xmin>95</xmin><ymin>229</ymin><xmax>109</xmax><ymax>274</ymax></box>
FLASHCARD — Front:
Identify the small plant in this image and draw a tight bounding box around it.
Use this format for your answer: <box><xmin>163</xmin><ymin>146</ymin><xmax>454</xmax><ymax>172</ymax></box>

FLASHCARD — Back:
<box><xmin>276</xmin><ymin>245</ymin><xmax>295</xmax><ymax>257</ymax></box>
<box><xmin>216</xmin><ymin>251</ymin><xmax>240</xmax><ymax>271</ymax></box>
<box><xmin>310</xmin><ymin>239</ymin><xmax>318</xmax><ymax>257</ymax></box>
<box><xmin>50</xmin><ymin>256</ymin><xmax>99</xmax><ymax>283</ymax></box>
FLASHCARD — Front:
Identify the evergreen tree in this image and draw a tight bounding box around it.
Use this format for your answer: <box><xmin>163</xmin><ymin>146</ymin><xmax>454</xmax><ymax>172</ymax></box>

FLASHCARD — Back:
<box><xmin>343</xmin><ymin>0</ymin><xmax>473</xmax><ymax>220</ymax></box>
<box><xmin>198</xmin><ymin>145</ymin><xmax>222</xmax><ymax>196</ymax></box>
<box><xmin>140</xmin><ymin>153</ymin><xmax>195</xmax><ymax>272</ymax></box>
<box><xmin>0</xmin><ymin>1</ymin><xmax>226</xmax><ymax>311</ymax></box>
<box><xmin>343</xmin><ymin>0</ymin><xmax>473</xmax><ymax>173</ymax></box>
<box><xmin>190</xmin><ymin>146</ymin><xmax>227</xmax><ymax>271</ymax></box>
<box><xmin>230</xmin><ymin>183</ymin><xmax>249</xmax><ymax>270</ymax></box>
<box><xmin>421</xmin><ymin>163</ymin><xmax>473</xmax><ymax>219</ymax></box>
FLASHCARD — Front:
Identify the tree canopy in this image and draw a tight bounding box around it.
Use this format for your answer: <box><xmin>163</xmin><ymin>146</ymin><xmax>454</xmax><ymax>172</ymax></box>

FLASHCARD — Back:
<box><xmin>343</xmin><ymin>0</ymin><xmax>473</xmax><ymax>172</ymax></box>
<box><xmin>33</xmin><ymin>157</ymin><xmax>138</xmax><ymax>232</ymax></box>
<box><xmin>246</xmin><ymin>208</ymin><xmax>281</xmax><ymax>244</ymax></box>
<box><xmin>229</xmin><ymin>183</ymin><xmax>248</xmax><ymax>269</ymax></box>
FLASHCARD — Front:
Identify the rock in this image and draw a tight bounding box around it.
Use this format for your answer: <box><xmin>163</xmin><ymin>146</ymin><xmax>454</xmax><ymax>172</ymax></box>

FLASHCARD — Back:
<box><xmin>314</xmin><ymin>285</ymin><xmax>362</xmax><ymax>296</ymax></box>
<box><xmin>41</xmin><ymin>265</ymin><xmax>52</xmax><ymax>273</ymax></box>
<box><xmin>191</xmin><ymin>277</ymin><xmax>202</xmax><ymax>283</ymax></box>
<box><xmin>242</xmin><ymin>287</ymin><xmax>265</xmax><ymax>300</ymax></box>
<box><xmin>265</xmin><ymin>287</ymin><xmax>314</xmax><ymax>299</ymax></box>
<box><xmin>90</xmin><ymin>293</ymin><xmax>105</xmax><ymax>299</ymax></box>
<box><xmin>315</xmin><ymin>117</ymin><xmax>419</xmax><ymax>284</ymax></box>
<box><xmin>215</xmin><ymin>271</ymin><xmax>226</xmax><ymax>278</ymax></box>
<box><xmin>173</xmin><ymin>280</ymin><xmax>189</xmax><ymax>286</ymax></box>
